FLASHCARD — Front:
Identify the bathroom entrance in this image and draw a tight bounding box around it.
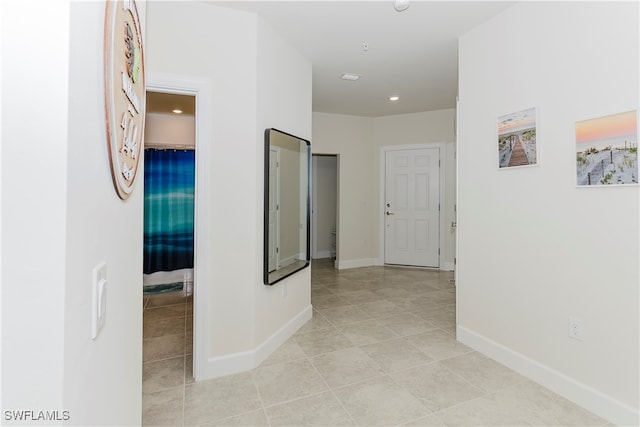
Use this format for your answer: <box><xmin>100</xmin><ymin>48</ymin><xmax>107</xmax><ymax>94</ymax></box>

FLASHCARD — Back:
<box><xmin>142</xmin><ymin>91</ymin><xmax>196</xmax><ymax>391</ymax></box>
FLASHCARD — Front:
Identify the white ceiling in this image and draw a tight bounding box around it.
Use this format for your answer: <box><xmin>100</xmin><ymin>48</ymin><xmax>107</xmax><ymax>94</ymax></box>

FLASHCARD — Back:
<box><xmin>207</xmin><ymin>1</ymin><xmax>515</xmax><ymax>117</ymax></box>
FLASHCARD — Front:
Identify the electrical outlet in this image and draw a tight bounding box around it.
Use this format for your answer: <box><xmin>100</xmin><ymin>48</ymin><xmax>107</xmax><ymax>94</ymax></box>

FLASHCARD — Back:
<box><xmin>568</xmin><ymin>317</ymin><xmax>584</xmax><ymax>341</ymax></box>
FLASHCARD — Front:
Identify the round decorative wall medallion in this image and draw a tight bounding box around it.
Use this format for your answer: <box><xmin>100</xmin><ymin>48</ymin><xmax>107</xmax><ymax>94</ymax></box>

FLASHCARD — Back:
<box><xmin>104</xmin><ymin>0</ymin><xmax>145</xmax><ymax>200</ymax></box>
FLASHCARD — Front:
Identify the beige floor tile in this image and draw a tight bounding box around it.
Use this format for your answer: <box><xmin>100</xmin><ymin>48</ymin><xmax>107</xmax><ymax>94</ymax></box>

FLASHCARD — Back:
<box><xmin>324</xmin><ymin>281</ymin><xmax>371</xmax><ymax>293</ymax></box>
<box><xmin>144</xmin><ymin>317</ymin><xmax>186</xmax><ymax>339</ymax></box>
<box><xmin>265</xmin><ymin>391</ymin><xmax>356</xmax><ymax>426</ymax></box>
<box><xmin>146</xmin><ymin>292</ymin><xmax>187</xmax><ymax>309</ymax></box>
<box><xmin>390</xmin><ymin>363</ymin><xmax>484</xmax><ymax>412</ymax></box>
<box><xmin>186</xmin><ymin>315</ymin><xmax>193</xmax><ymax>333</ymax></box>
<box><xmin>405</xmin><ymin>329</ymin><xmax>472</xmax><ymax>361</ymax></box>
<box><xmin>142</xmin><ymin>386</ymin><xmax>184</xmax><ymax>427</ymax></box>
<box><xmin>333</xmin><ymin>376</ymin><xmax>430</xmax><ymax>426</ymax></box>
<box><xmin>311</xmin><ymin>294</ymin><xmax>350</xmax><ymax>310</ymax></box>
<box><xmin>260</xmin><ymin>338</ymin><xmax>307</xmax><ymax>367</ymax></box>
<box><xmin>294</xmin><ymin>327</ymin><xmax>354</xmax><ymax>357</ymax></box>
<box><xmin>385</xmin><ymin>296</ymin><xmax>440</xmax><ymax>312</ymax></box>
<box><xmin>338</xmin><ymin>321</ymin><xmax>398</xmax><ymax>346</ymax></box>
<box><xmin>360</xmin><ymin>338</ymin><xmax>433</xmax><ymax>373</ymax></box>
<box><xmin>420</xmin><ymin>290</ymin><xmax>456</xmax><ymax>305</ymax></box>
<box><xmin>440</xmin><ymin>324</ymin><xmax>457</xmax><ymax>336</ymax></box>
<box><xmin>356</xmin><ymin>299</ymin><xmax>401</xmax><ymax>318</ymax></box>
<box><xmin>413</xmin><ymin>305</ymin><xmax>456</xmax><ymax>323</ymax></box>
<box><xmin>142</xmin><ymin>262</ymin><xmax>608</xmax><ymax>427</ymax></box>
<box><xmin>340</xmin><ymin>289</ymin><xmax>382</xmax><ymax>304</ymax></box>
<box><xmin>143</xmin><ymin>333</ymin><xmax>186</xmax><ymax>362</ymax></box>
<box><xmin>310</xmin><ymin>347</ymin><xmax>385</xmax><ymax>389</ymax></box>
<box><xmin>439</xmin><ymin>351</ymin><xmax>526</xmax><ymax>393</ymax></box>
<box><xmin>185</xmin><ymin>355</ymin><xmax>194</xmax><ymax>385</ymax></box>
<box><xmin>376</xmin><ymin>313</ymin><xmax>439</xmax><ymax>336</ymax></box>
<box><xmin>407</xmin><ymin>380</ymin><xmax>607</xmax><ymax>427</ymax></box>
<box><xmin>143</xmin><ymin>356</ymin><xmax>185</xmax><ymax>394</ymax></box>
<box><xmin>319</xmin><ymin>305</ymin><xmax>373</xmax><ymax>326</ymax></box>
<box><xmin>310</xmin><ymin>285</ymin><xmax>335</xmax><ymax>297</ymax></box>
<box><xmin>204</xmin><ymin>409</ymin><xmax>269</xmax><ymax>426</ymax></box>
<box><xmin>183</xmin><ymin>372</ymin><xmax>261</xmax><ymax>426</ymax></box>
<box><xmin>144</xmin><ymin>304</ymin><xmax>187</xmax><ymax>322</ymax></box>
<box><xmin>504</xmin><ymin>380</ymin><xmax>607</xmax><ymax>426</ymax></box>
<box><xmin>371</xmin><ymin>287</ymin><xmax>413</xmax><ymax>299</ymax></box>
<box><xmin>252</xmin><ymin>359</ymin><xmax>328</xmax><ymax>407</ymax></box>
<box><xmin>295</xmin><ymin>312</ymin><xmax>335</xmax><ymax>335</ymax></box>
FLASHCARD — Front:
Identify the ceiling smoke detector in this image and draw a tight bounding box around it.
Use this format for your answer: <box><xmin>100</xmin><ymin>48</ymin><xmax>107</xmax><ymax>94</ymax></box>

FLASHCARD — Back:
<box><xmin>341</xmin><ymin>73</ymin><xmax>361</xmax><ymax>81</ymax></box>
<box><xmin>393</xmin><ymin>0</ymin><xmax>410</xmax><ymax>12</ymax></box>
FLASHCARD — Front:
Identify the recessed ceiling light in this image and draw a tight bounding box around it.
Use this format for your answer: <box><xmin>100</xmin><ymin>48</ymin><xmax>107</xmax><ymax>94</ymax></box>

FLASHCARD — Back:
<box><xmin>389</xmin><ymin>96</ymin><xmax>400</xmax><ymax>101</ymax></box>
<box><xmin>393</xmin><ymin>0</ymin><xmax>410</xmax><ymax>12</ymax></box>
<box><xmin>172</xmin><ymin>109</ymin><xmax>183</xmax><ymax>114</ymax></box>
<box><xmin>341</xmin><ymin>73</ymin><xmax>361</xmax><ymax>81</ymax></box>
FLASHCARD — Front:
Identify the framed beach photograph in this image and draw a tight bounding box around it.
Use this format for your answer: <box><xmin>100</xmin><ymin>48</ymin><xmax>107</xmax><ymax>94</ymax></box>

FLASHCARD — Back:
<box><xmin>498</xmin><ymin>107</ymin><xmax>538</xmax><ymax>169</ymax></box>
<box><xmin>575</xmin><ymin>110</ymin><xmax>638</xmax><ymax>186</ymax></box>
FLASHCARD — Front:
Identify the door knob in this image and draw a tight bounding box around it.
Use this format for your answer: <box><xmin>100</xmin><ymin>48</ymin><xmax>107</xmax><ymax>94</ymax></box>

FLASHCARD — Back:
<box><xmin>386</xmin><ymin>211</ymin><xmax>394</xmax><ymax>216</ymax></box>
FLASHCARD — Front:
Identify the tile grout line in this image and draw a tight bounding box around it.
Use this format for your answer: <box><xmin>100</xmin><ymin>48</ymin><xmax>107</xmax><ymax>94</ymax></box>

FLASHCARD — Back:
<box><xmin>305</xmin><ymin>352</ymin><xmax>361</xmax><ymax>427</ymax></box>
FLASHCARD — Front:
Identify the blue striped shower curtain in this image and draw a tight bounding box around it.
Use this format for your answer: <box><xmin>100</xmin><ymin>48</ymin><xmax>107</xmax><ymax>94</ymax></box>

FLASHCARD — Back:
<box><xmin>143</xmin><ymin>149</ymin><xmax>195</xmax><ymax>275</ymax></box>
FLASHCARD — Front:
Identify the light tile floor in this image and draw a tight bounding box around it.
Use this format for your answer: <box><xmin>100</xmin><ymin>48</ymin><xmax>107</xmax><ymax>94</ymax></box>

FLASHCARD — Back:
<box><xmin>142</xmin><ymin>260</ymin><xmax>611</xmax><ymax>427</ymax></box>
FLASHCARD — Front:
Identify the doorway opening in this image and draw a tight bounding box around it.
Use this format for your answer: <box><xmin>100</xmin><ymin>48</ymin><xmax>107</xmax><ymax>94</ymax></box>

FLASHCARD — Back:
<box><xmin>143</xmin><ymin>91</ymin><xmax>196</xmax><ymax>293</ymax></box>
<box><xmin>142</xmin><ymin>90</ymin><xmax>197</xmax><ymax>393</ymax></box>
<box><xmin>312</xmin><ymin>154</ymin><xmax>338</xmax><ymax>262</ymax></box>
<box><xmin>142</xmin><ymin>75</ymin><xmax>211</xmax><ymax>389</ymax></box>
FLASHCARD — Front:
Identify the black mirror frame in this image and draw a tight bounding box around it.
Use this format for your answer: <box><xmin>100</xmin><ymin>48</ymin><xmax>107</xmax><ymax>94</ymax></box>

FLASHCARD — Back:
<box><xmin>263</xmin><ymin>128</ymin><xmax>311</xmax><ymax>285</ymax></box>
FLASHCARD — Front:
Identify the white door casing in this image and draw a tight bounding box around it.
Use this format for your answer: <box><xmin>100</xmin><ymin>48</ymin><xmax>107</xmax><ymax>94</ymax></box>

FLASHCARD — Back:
<box><xmin>268</xmin><ymin>147</ymin><xmax>280</xmax><ymax>271</ymax></box>
<box><xmin>384</xmin><ymin>147</ymin><xmax>440</xmax><ymax>267</ymax></box>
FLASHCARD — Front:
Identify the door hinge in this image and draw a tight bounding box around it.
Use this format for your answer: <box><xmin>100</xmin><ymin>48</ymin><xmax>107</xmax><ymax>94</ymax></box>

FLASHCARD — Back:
<box><xmin>438</xmin><ymin>248</ymin><xmax>440</xmax><ymax>255</ymax></box>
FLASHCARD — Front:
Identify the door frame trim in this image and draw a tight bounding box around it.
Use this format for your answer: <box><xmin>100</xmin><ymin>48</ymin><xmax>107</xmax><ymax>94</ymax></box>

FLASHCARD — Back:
<box><xmin>146</xmin><ymin>73</ymin><xmax>212</xmax><ymax>381</ymax></box>
<box><xmin>379</xmin><ymin>143</ymin><xmax>447</xmax><ymax>269</ymax></box>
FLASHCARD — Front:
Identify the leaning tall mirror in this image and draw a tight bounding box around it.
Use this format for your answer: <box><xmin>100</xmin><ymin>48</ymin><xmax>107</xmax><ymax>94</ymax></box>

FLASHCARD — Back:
<box><xmin>264</xmin><ymin>128</ymin><xmax>311</xmax><ymax>285</ymax></box>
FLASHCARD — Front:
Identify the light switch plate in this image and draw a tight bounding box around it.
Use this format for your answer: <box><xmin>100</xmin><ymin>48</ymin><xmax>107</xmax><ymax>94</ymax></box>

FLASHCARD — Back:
<box><xmin>92</xmin><ymin>262</ymin><xmax>107</xmax><ymax>339</ymax></box>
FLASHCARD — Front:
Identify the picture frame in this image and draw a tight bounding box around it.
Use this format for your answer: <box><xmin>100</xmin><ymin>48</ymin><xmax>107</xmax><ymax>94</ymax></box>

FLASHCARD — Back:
<box><xmin>498</xmin><ymin>107</ymin><xmax>538</xmax><ymax>169</ymax></box>
<box><xmin>575</xmin><ymin>110</ymin><xmax>638</xmax><ymax>187</ymax></box>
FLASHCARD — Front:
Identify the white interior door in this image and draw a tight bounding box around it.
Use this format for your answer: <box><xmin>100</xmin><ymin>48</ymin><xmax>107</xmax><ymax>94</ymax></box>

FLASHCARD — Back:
<box><xmin>384</xmin><ymin>148</ymin><xmax>440</xmax><ymax>267</ymax></box>
<box><xmin>268</xmin><ymin>147</ymin><xmax>280</xmax><ymax>272</ymax></box>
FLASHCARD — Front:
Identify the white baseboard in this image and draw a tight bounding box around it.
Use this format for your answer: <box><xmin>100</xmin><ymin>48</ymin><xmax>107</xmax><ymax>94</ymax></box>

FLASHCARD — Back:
<box><xmin>336</xmin><ymin>258</ymin><xmax>380</xmax><ymax>270</ymax></box>
<box><xmin>457</xmin><ymin>326</ymin><xmax>639</xmax><ymax>427</ymax></box>
<box><xmin>441</xmin><ymin>261</ymin><xmax>455</xmax><ymax>271</ymax></box>
<box><xmin>200</xmin><ymin>305</ymin><xmax>313</xmax><ymax>380</ymax></box>
<box><xmin>254</xmin><ymin>305</ymin><xmax>312</xmax><ymax>366</ymax></box>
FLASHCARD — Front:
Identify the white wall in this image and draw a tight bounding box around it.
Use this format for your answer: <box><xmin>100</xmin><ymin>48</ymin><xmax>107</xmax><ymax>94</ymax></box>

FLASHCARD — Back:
<box><xmin>2</xmin><ymin>1</ymin><xmax>145</xmax><ymax>425</ymax></box>
<box><xmin>255</xmin><ymin>16</ymin><xmax>313</xmax><ymax>349</ymax></box>
<box><xmin>63</xmin><ymin>2</ymin><xmax>146</xmax><ymax>423</ymax></box>
<box><xmin>147</xmin><ymin>1</ymin><xmax>258</xmax><ymax>364</ymax></box>
<box><xmin>312</xmin><ymin>110</ymin><xmax>456</xmax><ymax>269</ymax></box>
<box><xmin>456</xmin><ymin>2</ymin><xmax>639</xmax><ymax>425</ymax></box>
<box><xmin>145</xmin><ymin>112</ymin><xmax>195</xmax><ymax>147</ymax></box>
<box><xmin>312</xmin><ymin>113</ymin><xmax>375</xmax><ymax>267</ymax></box>
<box><xmin>146</xmin><ymin>2</ymin><xmax>312</xmax><ymax>376</ymax></box>
<box><xmin>1</xmin><ymin>0</ymin><xmax>70</xmax><ymax>421</ymax></box>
